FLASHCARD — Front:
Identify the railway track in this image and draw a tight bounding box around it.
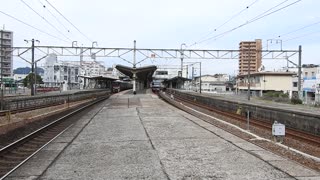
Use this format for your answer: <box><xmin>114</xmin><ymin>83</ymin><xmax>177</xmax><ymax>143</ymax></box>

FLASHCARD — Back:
<box><xmin>0</xmin><ymin>95</ymin><xmax>109</xmax><ymax>180</ymax></box>
<box><xmin>165</xmin><ymin>92</ymin><xmax>320</xmax><ymax>147</ymax></box>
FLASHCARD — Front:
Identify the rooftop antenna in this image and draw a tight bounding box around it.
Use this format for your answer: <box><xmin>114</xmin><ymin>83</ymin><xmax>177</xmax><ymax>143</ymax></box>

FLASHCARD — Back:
<box><xmin>2</xmin><ymin>24</ymin><xmax>5</xmax><ymax>30</ymax></box>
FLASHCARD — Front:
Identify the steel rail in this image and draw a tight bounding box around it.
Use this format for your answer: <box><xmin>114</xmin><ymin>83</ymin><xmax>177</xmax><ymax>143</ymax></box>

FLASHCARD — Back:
<box><xmin>0</xmin><ymin>95</ymin><xmax>109</xmax><ymax>179</ymax></box>
<box><xmin>167</xmin><ymin>92</ymin><xmax>320</xmax><ymax>146</ymax></box>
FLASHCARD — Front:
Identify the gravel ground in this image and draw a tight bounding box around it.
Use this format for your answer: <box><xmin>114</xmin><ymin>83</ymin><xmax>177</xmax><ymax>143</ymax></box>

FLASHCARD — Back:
<box><xmin>161</xmin><ymin>93</ymin><xmax>320</xmax><ymax>172</ymax></box>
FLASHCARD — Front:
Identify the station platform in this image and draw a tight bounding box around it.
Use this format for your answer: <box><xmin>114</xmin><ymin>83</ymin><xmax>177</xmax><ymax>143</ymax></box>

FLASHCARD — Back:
<box><xmin>7</xmin><ymin>90</ymin><xmax>320</xmax><ymax>179</ymax></box>
<box><xmin>182</xmin><ymin>90</ymin><xmax>320</xmax><ymax>116</ymax></box>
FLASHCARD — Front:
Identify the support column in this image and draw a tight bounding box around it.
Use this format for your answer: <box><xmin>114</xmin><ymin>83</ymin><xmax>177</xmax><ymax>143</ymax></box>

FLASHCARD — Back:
<box><xmin>31</xmin><ymin>39</ymin><xmax>35</xmax><ymax>96</ymax></box>
<box><xmin>133</xmin><ymin>40</ymin><xmax>136</xmax><ymax>95</ymax></box>
<box><xmin>298</xmin><ymin>45</ymin><xmax>302</xmax><ymax>100</ymax></box>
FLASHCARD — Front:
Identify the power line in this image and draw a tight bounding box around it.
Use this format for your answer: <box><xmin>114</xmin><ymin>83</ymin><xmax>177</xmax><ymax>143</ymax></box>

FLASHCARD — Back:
<box><xmin>278</xmin><ymin>20</ymin><xmax>320</xmax><ymax>38</ymax></box>
<box><xmin>45</xmin><ymin>0</ymin><xmax>93</xmax><ymax>43</ymax></box>
<box><xmin>37</xmin><ymin>0</ymin><xmax>70</xmax><ymax>33</ymax></box>
<box><xmin>20</xmin><ymin>0</ymin><xmax>72</xmax><ymax>42</ymax></box>
<box><xmin>283</xmin><ymin>30</ymin><xmax>320</xmax><ymax>42</ymax></box>
<box><xmin>195</xmin><ymin>0</ymin><xmax>301</xmax><ymax>46</ymax></box>
<box><xmin>193</xmin><ymin>0</ymin><xmax>260</xmax><ymax>46</ymax></box>
<box><xmin>0</xmin><ymin>10</ymin><xmax>69</xmax><ymax>43</ymax></box>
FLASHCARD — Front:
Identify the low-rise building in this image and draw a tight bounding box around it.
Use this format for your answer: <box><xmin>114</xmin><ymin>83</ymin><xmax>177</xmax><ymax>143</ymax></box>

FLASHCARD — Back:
<box><xmin>43</xmin><ymin>54</ymin><xmax>80</xmax><ymax>89</ymax></box>
<box><xmin>236</xmin><ymin>72</ymin><xmax>296</xmax><ymax>97</ymax></box>
<box><xmin>193</xmin><ymin>74</ymin><xmax>230</xmax><ymax>93</ymax></box>
<box><xmin>301</xmin><ymin>65</ymin><xmax>320</xmax><ymax>103</ymax></box>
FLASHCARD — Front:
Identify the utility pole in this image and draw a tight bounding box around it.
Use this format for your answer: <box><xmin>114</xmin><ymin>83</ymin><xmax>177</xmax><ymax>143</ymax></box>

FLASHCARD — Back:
<box><xmin>31</xmin><ymin>39</ymin><xmax>35</xmax><ymax>96</ymax></box>
<box><xmin>133</xmin><ymin>40</ymin><xmax>136</xmax><ymax>95</ymax></box>
<box><xmin>247</xmin><ymin>43</ymin><xmax>252</xmax><ymax>101</ymax></box>
<box><xmin>180</xmin><ymin>43</ymin><xmax>186</xmax><ymax>77</ymax></box>
<box><xmin>298</xmin><ymin>45</ymin><xmax>302</xmax><ymax>100</ymax></box>
<box><xmin>199</xmin><ymin>62</ymin><xmax>202</xmax><ymax>94</ymax></box>
<box><xmin>0</xmin><ymin>31</ymin><xmax>3</xmax><ymax>110</ymax></box>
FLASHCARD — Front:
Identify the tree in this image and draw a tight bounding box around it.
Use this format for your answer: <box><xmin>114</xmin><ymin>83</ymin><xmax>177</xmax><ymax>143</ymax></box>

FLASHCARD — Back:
<box><xmin>23</xmin><ymin>73</ymin><xmax>43</xmax><ymax>87</ymax></box>
<box><xmin>13</xmin><ymin>67</ymin><xmax>44</xmax><ymax>74</ymax></box>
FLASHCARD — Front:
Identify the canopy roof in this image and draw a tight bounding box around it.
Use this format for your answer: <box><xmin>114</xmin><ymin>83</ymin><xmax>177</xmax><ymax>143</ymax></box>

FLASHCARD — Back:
<box><xmin>115</xmin><ymin>65</ymin><xmax>157</xmax><ymax>82</ymax></box>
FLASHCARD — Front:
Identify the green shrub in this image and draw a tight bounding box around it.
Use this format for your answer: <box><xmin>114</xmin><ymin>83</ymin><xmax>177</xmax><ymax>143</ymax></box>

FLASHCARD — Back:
<box><xmin>291</xmin><ymin>98</ymin><xmax>302</xmax><ymax>104</ymax></box>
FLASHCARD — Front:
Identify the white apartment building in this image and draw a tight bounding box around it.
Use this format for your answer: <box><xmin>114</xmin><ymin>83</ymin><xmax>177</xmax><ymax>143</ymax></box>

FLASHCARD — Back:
<box><xmin>236</xmin><ymin>72</ymin><xmax>296</xmax><ymax>97</ymax></box>
<box><xmin>193</xmin><ymin>74</ymin><xmax>230</xmax><ymax>92</ymax></box>
<box><xmin>301</xmin><ymin>65</ymin><xmax>320</xmax><ymax>103</ymax></box>
<box><xmin>43</xmin><ymin>54</ymin><xmax>80</xmax><ymax>89</ymax></box>
<box><xmin>43</xmin><ymin>54</ymin><xmax>110</xmax><ymax>90</ymax></box>
<box><xmin>0</xmin><ymin>30</ymin><xmax>13</xmax><ymax>77</ymax></box>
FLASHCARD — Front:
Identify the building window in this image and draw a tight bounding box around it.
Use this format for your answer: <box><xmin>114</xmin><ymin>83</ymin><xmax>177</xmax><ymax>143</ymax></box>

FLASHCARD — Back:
<box><xmin>54</xmin><ymin>75</ymin><xmax>56</xmax><ymax>81</ymax></box>
<box><xmin>305</xmin><ymin>72</ymin><xmax>308</xmax><ymax>77</ymax></box>
<box><xmin>155</xmin><ymin>71</ymin><xmax>168</xmax><ymax>75</ymax></box>
<box><xmin>311</xmin><ymin>72</ymin><xmax>315</xmax><ymax>77</ymax></box>
<box><xmin>64</xmin><ymin>76</ymin><xmax>67</xmax><ymax>80</ymax></box>
<box><xmin>293</xmin><ymin>82</ymin><xmax>297</xmax><ymax>87</ymax></box>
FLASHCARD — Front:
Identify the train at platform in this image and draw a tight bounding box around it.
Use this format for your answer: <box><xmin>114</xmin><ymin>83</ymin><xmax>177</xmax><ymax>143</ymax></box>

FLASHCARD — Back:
<box><xmin>111</xmin><ymin>80</ymin><xmax>133</xmax><ymax>93</ymax></box>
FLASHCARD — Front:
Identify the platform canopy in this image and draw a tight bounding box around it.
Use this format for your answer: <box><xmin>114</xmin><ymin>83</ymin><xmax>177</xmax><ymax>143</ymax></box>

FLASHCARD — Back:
<box><xmin>115</xmin><ymin>65</ymin><xmax>157</xmax><ymax>82</ymax></box>
<box><xmin>163</xmin><ymin>76</ymin><xmax>191</xmax><ymax>89</ymax></box>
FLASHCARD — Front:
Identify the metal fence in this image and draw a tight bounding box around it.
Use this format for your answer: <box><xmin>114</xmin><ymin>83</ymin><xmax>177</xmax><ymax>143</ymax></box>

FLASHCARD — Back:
<box><xmin>1</xmin><ymin>90</ymin><xmax>110</xmax><ymax>111</ymax></box>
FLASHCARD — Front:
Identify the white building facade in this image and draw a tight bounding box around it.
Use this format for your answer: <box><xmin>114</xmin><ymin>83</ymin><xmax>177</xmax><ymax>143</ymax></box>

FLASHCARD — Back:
<box><xmin>193</xmin><ymin>74</ymin><xmax>230</xmax><ymax>92</ymax></box>
<box><xmin>0</xmin><ymin>30</ymin><xmax>13</xmax><ymax>77</ymax></box>
<box><xmin>236</xmin><ymin>72</ymin><xmax>296</xmax><ymax>98</ymax></box>
<box><xmin>43</xmin><ymin>54</ymin><xmax>80</xmax><ymax>90</ymax></box>
<box><xmin>43</xmin><ymin>54</ymin><xmax>110</xmax><ymax>90</ymax></box>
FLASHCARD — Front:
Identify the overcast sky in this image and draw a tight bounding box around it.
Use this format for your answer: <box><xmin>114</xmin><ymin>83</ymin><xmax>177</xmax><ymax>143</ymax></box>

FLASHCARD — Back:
<box><xmin>1</xmin><ymin>0</ymin><xmax>319</xmax><ymax>75</ymax></box>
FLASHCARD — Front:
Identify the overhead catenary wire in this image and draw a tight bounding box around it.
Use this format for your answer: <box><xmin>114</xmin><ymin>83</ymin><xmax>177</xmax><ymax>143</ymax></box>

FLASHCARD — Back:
<box><xmin>264</xmin><ymin>20</ymin><xmax>320</xmax><ymax>49</ymax></box>
<box><xmin>194</xmin><ymin>0</ymin><xmax>302</xmax><ymax>46</ymax></box>
<box><xmin>0</xmin><ymin>10</ymin><xmax>69</xmax><ymax>43</ymax></box>
<box><xmin>283</xmin><ymin>30</ymin><xmax>320</xmax><ymax>42</ymax></box>
<box><xmin>192</xmin><ymin>0</ymin><xmax>260</xmax><ymax>46</ymax></box>
<box><xmin>278</xmin><ymin>20</ymin><xmax>320</xmax><ymax>38</ymax></box>
<box><xmin>37</xmin><ymin>0</ymin><xmax>71</xmax><ymax>34</ymax></box>
<box><xmin>45</xmin><ymin>0</ymin><xmax>93</xmax><ymax>43</ymax></box>
<box><xmin>20</xmin><ymin>0</ymin><xmax>72</xmax><ymax>43</ymax></box>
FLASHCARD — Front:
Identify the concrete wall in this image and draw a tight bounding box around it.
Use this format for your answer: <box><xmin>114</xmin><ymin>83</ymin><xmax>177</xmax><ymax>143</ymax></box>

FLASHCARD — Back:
<box><xmin>168</xmin><ymin>89</ymin><xmax>320</xmax><ymax>136</ymax></box>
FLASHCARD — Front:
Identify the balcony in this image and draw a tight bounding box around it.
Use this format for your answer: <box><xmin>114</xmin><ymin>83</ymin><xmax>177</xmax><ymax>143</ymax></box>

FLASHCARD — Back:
<box><xmin>237</xmin><ymin>82</ymin><xmax>261</xmax><ymax>88</ymax></box>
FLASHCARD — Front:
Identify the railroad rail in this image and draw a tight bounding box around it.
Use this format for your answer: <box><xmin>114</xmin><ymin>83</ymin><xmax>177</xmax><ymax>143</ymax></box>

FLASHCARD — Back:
<box><xmin>163</xmin><ymin>91</ymin><xmax>320</xmax><ymax>147</ymax></box>
<box><xmin>0</xmin><ymin>94</ymin><xmax>109</xmax><ymax>179</ymax></box>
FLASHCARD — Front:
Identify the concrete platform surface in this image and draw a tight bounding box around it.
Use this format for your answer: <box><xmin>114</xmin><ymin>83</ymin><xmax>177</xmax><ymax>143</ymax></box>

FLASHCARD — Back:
<box><xmin>7</xmin><ymin>90</ymin><xmax>320</xmax><ymax>180</ymax></box>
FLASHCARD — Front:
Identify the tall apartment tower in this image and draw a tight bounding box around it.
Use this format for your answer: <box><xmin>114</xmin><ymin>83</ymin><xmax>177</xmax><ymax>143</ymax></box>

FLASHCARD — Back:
<box><xmin>0</xmin><ymin>30</ymin><xmax>13</xmax><ymax>77</ymax></box>
<box><xmin>239</xmin><ymin>39</ymin><xmax>262</xmax><ymax>75</ymax></box>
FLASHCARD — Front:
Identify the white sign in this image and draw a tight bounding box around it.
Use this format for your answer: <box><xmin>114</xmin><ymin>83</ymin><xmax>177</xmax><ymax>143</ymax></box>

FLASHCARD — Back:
<box><xmin>272</xmin><ymin>122</ymin><xmax>285</xmax><ymax>136</ymax></box>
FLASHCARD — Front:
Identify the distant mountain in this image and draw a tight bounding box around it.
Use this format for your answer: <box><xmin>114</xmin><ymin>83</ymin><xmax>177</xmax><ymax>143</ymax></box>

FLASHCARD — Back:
<box><xmin>13</xmin><ymin>67</ymin><xmax>44</xmax><ymax>75</ymax></box>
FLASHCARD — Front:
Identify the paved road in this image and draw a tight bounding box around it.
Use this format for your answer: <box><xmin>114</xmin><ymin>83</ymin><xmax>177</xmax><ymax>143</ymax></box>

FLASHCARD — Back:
<box><xmin>7</xmin><ymin>90</ymin><xmax>320</xmax><ymax>179</ymax></box>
